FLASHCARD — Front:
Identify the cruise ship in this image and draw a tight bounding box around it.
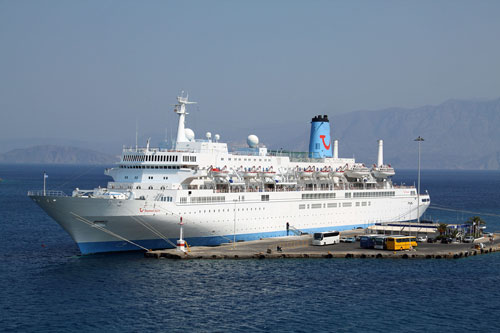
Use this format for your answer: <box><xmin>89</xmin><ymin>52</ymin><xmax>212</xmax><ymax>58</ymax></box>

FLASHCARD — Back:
<box><xmin>29</xmin><ymin>94</ymin><xmax>430</xmax><ymax>254</ymax></box>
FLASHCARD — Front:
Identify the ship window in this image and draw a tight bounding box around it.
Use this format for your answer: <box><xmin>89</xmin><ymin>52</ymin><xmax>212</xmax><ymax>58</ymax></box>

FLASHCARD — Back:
<box><xmin>148</xmin><ymin>186</ymin><xmax>153</xmax><ymax>190</ymax></box>
<box><xmin>261</xmin><ymin>195</ymin><xmax>269</xmax><ymax>201</ymax></box>
<box><xmin>327</xmin><ymin>203</ymin><xmax>337</xmax><ymax>208</ymax></box>
<box><xmin>356</xmin><ymin>202</ymin><xmax>360</xmax><ymax>207</ymax></box>
<box><xmin>299</xmin><ymin>204</ymin><xmax>306</xmax><ymax>209</ymax></box>
<box><xmin>136</xmin><ymin>186</ymin><xmax>141</xmax><ymax>189</ymax></box>
<box><xmin>343</xmin><ymin>202</ymin><xmax>352</xmax><ymax>207</ymax></box>
<box><xmin>362</xmin><ymin>202</ymin><xmax>367</xmax><ymax>206</ymax></box>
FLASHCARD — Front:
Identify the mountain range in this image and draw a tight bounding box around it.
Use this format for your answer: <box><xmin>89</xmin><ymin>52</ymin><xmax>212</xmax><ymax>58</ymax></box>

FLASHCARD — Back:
<box><xmin>267</xmin><ymin>98</ymin><xmax>500</xmax><ymax>170</ymax></box>
<box><xmin>0</xmin><ymin>145</ymin><xmax>117</xmax><ymax>165</ymax></box>
<box><xmin>1</xmin><ymin>98</ymin><xmax>500</xmax><ymax>169</ymax></box>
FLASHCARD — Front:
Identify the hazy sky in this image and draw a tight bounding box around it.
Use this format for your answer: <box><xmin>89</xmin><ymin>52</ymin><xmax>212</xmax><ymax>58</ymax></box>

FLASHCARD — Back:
<box><xmin>1</xmin><ymin>0</ymin><xmax>500</xmax><ymax>148</ymax></box>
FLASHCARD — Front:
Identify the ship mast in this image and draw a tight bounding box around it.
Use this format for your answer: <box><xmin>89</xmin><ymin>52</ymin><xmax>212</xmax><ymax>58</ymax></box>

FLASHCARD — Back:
<box><xmin>174</xmin><ymin>92</ymin><xmax>196</xmax><ymax>147</ymax></box>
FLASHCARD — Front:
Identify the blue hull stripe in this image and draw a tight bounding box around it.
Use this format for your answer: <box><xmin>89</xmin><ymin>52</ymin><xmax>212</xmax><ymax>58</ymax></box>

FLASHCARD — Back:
<box><xmin>77</xmin><ymin>224</ymin><xmax>369</xmax><ymax>255</ymax></box>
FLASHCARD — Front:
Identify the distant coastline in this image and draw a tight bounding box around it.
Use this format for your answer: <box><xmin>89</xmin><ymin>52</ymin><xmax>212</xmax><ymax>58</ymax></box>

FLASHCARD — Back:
<box><xmin>0</xmin><ymin>145</ymin><xmax>118</xmax><ymax>165</ymax></box>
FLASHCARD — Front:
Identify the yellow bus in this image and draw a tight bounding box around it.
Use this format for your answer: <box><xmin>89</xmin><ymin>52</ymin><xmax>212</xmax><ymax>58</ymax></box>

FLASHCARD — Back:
<box><xmin>385</xmin><ymin>236</ymin><xmax>418</xmax><ymax>251</ymax></box>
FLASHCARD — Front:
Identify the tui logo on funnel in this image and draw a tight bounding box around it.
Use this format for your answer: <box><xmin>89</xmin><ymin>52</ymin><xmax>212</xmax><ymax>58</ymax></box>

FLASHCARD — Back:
<box><xmin>320</xmin><ymin>135</ymin><xmax>330</xmax><ymax>150</ymax></box>
<box><xmin>308</xmin><ymin>115</ymin><xmax>332</xmax><ymax>158</ymax></box>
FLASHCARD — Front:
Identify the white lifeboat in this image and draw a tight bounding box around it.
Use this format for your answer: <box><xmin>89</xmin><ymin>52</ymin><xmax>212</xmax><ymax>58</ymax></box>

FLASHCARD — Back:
<box><xmin>243</xmin><ymin>166</ymin><xmax>258</xmax><ymax>178</ymax></box>
<box><xmin>372</xmin><ymin>164</ymin><xmax>395</xmax><ymax>178</ymax></box>
<box><xmin>344</xmin><ymin>163</ymin><xmax>371</xmax><ymax>179</ymax></box>
<box><xmin>211</xmin><ymin>166</ymin><xmax>229</xmax><ymax>178</ymax></box>
<box><xmin>315</xmin><ymin>166</ymin><xmax>331</xmax><ymax>179</ymax></box>
<box><xmin>299</xmin><ymin>166</ymin><xmax>314</xmax><ymax>178</ymax></box>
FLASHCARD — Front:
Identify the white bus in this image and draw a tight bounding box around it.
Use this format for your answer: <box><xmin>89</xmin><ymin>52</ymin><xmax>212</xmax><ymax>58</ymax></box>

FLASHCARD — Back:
<box><xmin>312</xmin><ymin>231</ymin><xmax>340</xmax><ymax>246</ymax></box>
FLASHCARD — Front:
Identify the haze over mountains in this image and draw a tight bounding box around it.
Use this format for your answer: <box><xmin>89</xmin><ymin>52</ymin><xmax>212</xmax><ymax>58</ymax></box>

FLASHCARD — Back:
<box><xmin>0</xmin><ymin>145</ymin><xmax>117</xmax><ymax>165</ymax></box>
<box><xmin>279</xmin><ymin>97</ymin><xmax>500</xmax><ymax>170</ymax></box>
<box><xmin>1</xmin><ymin>98</ymin><xmax>500</xmax><ymax>169</ymax></box>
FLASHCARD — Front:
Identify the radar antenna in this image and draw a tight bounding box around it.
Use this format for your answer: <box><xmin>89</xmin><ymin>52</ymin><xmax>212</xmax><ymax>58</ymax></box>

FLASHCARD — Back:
<box><xmin>174</xmin><ymin>91</ymin><xmax>197</xmax><ymax>146</ymax></box>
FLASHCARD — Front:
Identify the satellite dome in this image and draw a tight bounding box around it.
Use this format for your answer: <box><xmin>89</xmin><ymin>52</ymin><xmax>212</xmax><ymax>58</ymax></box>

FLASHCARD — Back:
<box><xmin>206</xmin><ymin>132</ymin><xmax>212</xmax><ymax>140</ymax></box>
<box><xmin>185</xmin><ymin>128</ymin><xmax>195</xmax><ymax>141</ymax></box>
<box><xmin>214</xmin><ymin>134</ymin><xmax>220</xmax><ymax>142</ymax></box>
<box><xmin>247</xmin><ymin>134</ymin><xmax>259</xmax><ymax>148</ymax></box>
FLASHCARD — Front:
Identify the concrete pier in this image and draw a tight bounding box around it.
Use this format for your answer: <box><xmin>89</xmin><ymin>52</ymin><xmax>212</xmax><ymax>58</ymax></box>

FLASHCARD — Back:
<box><xmin>145</xmin><ymin>231</ymin><xmax>500</xmax><ymax>260</ymax></box>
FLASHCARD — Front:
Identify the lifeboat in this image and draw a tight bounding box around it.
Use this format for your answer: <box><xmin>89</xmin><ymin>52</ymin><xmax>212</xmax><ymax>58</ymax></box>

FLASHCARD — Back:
<box><xmin>243</xmin><ymin>166</ymin><xmax>258</xmax><ymax>178</ymax></box>
<box><xmin>344</xmin><ymin>163</ymin><xmax>371</xmax><ymax>179</ymax></box>
<box><xmin>299</xmin><ymin>166</ymin><xmax>314</xmax><ymax>178</ymax></box>
<box><xmin>372</xmin><ymin>164</ymin><xmax>395</xmax><ymax>178</ymax></box>
<box><xmin>315</xmin><ymin>166</ymin><xmax>331</xmax><ymax>179</ymax></box>
<box><xmin>211</xmin><ymin>166</ymin><xmax>229</xmax><ymax>178</ymax></box>
<box><xmin>259</xmin><ymin>167</ymin><xmax>276</xmax><ymax>183</ymax></box>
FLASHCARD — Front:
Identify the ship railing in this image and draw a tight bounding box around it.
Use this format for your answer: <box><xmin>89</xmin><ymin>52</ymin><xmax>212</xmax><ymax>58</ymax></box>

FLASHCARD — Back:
<box><xmin>122</xmin><ymin>147</ymin><xmax>202</xmax><ymax>153</ymax></box>
<box><xmin>27</xmin><ymin>190</ymin><xmax>68</xmax><ymax>197</ymax></box>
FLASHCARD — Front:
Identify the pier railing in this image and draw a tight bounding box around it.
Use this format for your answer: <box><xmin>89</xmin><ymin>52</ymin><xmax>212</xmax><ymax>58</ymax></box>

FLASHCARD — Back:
<box><xmin>27</xmin><ymin>190</ymin><xmax>68</xmax><ymax>197</ymax></box>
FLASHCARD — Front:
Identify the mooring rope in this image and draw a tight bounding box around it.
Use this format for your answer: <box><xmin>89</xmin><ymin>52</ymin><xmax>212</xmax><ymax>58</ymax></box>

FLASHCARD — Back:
<box><xmin>429</xmin><ymin>204</ymin><xmax>500</xmax><ymax>218</ymax></box>
<box><xmin>69</xmin><ymin>212</ymin><xmax>150</xmax><ymax>251</ymax></box>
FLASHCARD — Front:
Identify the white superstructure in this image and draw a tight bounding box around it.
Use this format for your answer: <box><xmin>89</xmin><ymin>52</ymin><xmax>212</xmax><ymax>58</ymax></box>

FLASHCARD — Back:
<box><xmin>29</xmin><ymin>93</ymin><xmax>430</xmax><ymax>254</ymax></box>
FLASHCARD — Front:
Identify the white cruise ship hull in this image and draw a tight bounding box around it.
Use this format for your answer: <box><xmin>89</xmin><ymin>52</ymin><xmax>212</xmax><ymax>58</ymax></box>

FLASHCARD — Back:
<box><xmin>29</xmin><ymin>94</ymin><xmax>431</xmax><ymax>255</ymax></box>
<box><xmin>31</xmin><ymin>189</ymin><xmax>430</xmax><ymax>254</ymax></box>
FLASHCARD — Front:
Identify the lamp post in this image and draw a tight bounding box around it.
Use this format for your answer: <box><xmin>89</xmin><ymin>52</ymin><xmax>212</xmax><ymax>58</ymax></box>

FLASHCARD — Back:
<box><xmin>414</xmin><ymin>136</ymin><xmax>424</xmax><ymax>224</ymax></box>
<box><xmin>233</xmin><ymin>199</ymin><xmax>237</xmax><ymax>249</ymax></box>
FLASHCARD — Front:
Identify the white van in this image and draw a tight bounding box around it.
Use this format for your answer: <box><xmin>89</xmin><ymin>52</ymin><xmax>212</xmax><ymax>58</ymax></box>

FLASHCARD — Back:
<box><xmin>312</xmin><ymin>231</ymin><xmax>340</xmax><ymax>246</ymax></box>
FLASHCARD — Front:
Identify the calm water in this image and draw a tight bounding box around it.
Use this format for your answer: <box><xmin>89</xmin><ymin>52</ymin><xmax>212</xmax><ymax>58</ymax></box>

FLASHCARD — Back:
<box><xmin>1</xmin><ymin>165</ymin><xmax>499</xmax><ymax>332</ymax></box>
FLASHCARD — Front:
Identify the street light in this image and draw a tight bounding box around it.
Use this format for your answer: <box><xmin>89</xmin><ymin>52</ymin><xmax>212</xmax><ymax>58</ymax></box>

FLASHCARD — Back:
<box><xmin>414</xmin><ymin>136</ymin><xmax>424</xmax><ymax>224</ymax></box>
<box><xmin>233</xmin><ymin>199</ymin><xmax>237</xmax><ymax>249</ymax></box>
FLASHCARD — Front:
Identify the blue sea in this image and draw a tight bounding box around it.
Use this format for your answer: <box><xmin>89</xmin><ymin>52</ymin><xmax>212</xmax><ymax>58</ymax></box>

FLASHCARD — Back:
<box><xmin>1</xmin><ymin>165</ymin><xmax>499</xmax><ymax>332</ymax></box>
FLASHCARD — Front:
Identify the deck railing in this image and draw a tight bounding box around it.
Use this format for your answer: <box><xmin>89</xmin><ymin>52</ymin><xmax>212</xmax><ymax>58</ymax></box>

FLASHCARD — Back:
<box><xmin>27</xmin><ymin>190</ymin><xmax>68</xmax><ymax>197</ymax></box>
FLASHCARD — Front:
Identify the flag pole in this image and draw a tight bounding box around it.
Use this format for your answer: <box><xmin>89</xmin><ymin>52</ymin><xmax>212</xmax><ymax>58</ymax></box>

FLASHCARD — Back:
<box><xmin>43</xmin><ymin>171</ymin><xmax>46</xmax><ymax>196</ymax></box>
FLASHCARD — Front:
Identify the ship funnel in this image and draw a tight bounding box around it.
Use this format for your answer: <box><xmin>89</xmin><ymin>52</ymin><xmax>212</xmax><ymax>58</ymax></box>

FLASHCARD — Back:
<box><xmin>333</xmin><ymin>140</ymin><xmax>338</xmax><ymax>159</ymax></box>
<box><xmin>308</xmin><ymin>115</ymin><xmax>332</xmax><ymax>158</ymax></box>
<box><xmin>377</xmin><ymin>139</ymin><xmax>383</xmax><ymax>167</ymax></box>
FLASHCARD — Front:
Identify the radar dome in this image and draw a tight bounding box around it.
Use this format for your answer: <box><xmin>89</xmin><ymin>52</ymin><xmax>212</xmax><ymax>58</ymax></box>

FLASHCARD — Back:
<box><xmin>247</xmin><ymin>134</ymin><xmax>259</xmax><ymax>148</ymax></box>
<box><xmin>185</xmin><ymin>128</ymin><xmax>195</xmax><ymax>141</ymax></box>
<box><xmin>206</xmin><ymin>132</ymin><xmax>212</xmax><ymax>140</ymax></box>
<box><xmin>214</xmin><ymin>134</ymin><xmax>220</xmax><ymax>142</ymax></box>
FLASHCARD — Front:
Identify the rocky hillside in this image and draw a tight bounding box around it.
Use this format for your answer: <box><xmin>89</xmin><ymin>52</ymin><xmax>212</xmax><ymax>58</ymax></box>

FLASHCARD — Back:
<box><xmin>271</xmin><ymin>98</ymin><xmax>500</xmax><ymax>170</ymax></box>
<box><xmin>0</xmin><ymin>145</ymin><xmax>118</xmax><ymax>165</ymax></box>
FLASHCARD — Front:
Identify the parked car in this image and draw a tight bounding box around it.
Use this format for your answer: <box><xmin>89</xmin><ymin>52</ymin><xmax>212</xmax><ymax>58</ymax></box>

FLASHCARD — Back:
<box><xmin>427</xmin><ymin>237</ymin><xmax>436</xmax><ymax>243</ymax></box>
<box><xmin>340</xmin><ymin>236</ymin><xmax>356</xmax><ymax>243</ymax></box>
<box><xmin>441</xmin><ymin>237</ymin><xmax>453</xmax><ymax>244</ymax></box>
<box><xmin>416</xmin><ymin>235</ymin><xmax>428</xmax><ymax>242</ymax></box>
<box><xmin>463</xmin><ymin>236</ymin><xmax>475</xmax><ymax>243</ymax></box>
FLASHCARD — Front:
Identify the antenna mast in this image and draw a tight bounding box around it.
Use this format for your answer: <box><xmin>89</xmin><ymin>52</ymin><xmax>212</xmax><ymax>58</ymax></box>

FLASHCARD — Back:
<box><xmin>135</xmin><ymin>119</ymin><xmax>138</xmax><ymax>151</ymax></box>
